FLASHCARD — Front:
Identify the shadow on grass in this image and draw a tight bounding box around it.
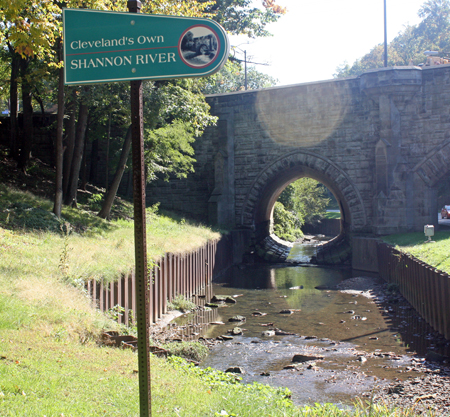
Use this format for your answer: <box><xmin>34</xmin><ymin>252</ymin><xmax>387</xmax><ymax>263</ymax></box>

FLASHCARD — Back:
<box><xmin>0</xmin><ymin>184</ymin><xmax>119</xmax><ymax>235</ymax></box>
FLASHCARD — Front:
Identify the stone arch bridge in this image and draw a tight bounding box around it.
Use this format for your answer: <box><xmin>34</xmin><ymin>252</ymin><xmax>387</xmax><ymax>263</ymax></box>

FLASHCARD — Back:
<box><xmin>148</xmin><ymin>66</ymin><xmax>450</xmax><ymax>262</ymax></box>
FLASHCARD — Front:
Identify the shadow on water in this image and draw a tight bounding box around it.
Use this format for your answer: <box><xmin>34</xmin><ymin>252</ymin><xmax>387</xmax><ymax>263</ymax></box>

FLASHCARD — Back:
<box><xmin>169</xmin><ymin>244</ymin><xmax>450</xmax><ymax>407</ymax></box>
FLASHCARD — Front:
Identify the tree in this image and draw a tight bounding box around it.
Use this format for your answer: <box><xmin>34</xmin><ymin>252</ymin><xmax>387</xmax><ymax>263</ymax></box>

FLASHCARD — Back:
<box><xmin>97</xmin><ymin>78</ymin><xmax>217</xmax><ymax>219</ymax></box>
<box><xmin>273</xmin><ymin>201</ymin><xmax>303</xmax><ymax>242</ymax></box>
<box><xmin>97</xmin><ymin>126</ymin><xmax>132</xmax><ymax>219</ymax></box>
<box><xmin>0</xmin><ymin>0</ymin><xmax>60</xmax><ymax>169</ymax></box>
<box><xmin>204</xmin><ymin>0</ymin><xmax>286</xmax><ymax>37</ymax></box>
<box><xmin>200</xmin><ymin>59</ymin><xmax>278</xmax><ymax>94</ymax></box>
<box><xmin>273</xmin><ymin>178</ymin><xmax>330</xmax><ymax>241</ymax></box>
<box><xmin>334</xmin><ymin>0</ymin><xmax>450</xmax><ymax>78</ymax></box>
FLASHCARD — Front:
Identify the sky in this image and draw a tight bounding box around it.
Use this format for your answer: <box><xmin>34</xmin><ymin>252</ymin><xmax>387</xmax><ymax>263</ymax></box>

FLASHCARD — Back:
<box><xmin>229</xmin><ymin>0</ymin><xmax>427</xmax><ymax>86</ymax></box>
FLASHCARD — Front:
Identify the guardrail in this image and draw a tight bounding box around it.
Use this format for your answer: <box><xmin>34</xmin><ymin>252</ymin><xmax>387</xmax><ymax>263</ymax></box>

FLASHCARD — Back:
<box><xmin>377</xmin><ymin>241</ymin><xmax>450</xmax><ymax>339</ymax></box>
<box><xmin>86</xmin><ymin>236</ymin><xmax>233</xmax><ymax>326</ymax></box>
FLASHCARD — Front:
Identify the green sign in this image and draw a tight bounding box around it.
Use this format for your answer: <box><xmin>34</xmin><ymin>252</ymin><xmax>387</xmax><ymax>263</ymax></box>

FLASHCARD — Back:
<box><xmin>63</xmin><ymin>8</ymin><xmax>230</xmax><ymax>85</ymax></box>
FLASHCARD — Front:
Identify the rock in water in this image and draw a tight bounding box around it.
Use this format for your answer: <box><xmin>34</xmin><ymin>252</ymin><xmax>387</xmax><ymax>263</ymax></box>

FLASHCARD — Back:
<box><xmin>292</xmin><ymin>354</ymin><xmax>324</xmax><ymax>363</ymax></box>
<box><xmin>228</xmin><ymin>315</ymin><xmax>246</xmax><ymax>322</ymax></box>
<box><xmin>226</xmin><ymin>366</ymin><xmax>244</xmax><ymax>374</ymax></box>
<box><xmin>228</xmin><ymin>327</ymin><xmax>242</xmax><ymax>335</ymax></box>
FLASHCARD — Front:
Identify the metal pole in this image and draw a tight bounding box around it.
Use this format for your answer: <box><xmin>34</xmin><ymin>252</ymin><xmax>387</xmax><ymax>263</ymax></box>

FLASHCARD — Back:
<box><xmin>244</xmin><ymin>50</ymin><xmax>247</xmax><ymax>90</ymax></box>
<box><xmin>127</xmin><ymin>1</ymin><xmax>152</xmax><ymax>416</ymax></box>
<box><xmin>384</xmin><ymin>0</ymin><xmax>388</xmax><ymax>67</ymax></box>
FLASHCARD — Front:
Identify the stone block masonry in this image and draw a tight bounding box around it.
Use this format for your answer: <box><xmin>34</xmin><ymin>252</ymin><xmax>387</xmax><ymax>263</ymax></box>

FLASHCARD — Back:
<box><xmin>147</xmin><ymin>65</ymin><xmax>450</xmax><ymax>243</ymax></box>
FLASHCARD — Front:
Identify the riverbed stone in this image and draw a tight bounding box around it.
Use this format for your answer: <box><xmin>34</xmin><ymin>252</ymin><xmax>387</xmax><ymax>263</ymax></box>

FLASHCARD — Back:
<box><xmin>275</xmin><ymin>329</ymin><xmax>295</xmax><ymax>336</ymax></box>
<box><xmin>211</xmin><ymin>295</ymin><xmax>228</xmax><ymax>302</ymax></box>
<box><xmin>228</xmin><ymin>315</ymin><xmax>246</xmax><ymax>322</ymax></box>
<box><xmin>226</xmin><ymin>366</ymin><xmax>244</xmax><ymax>374</ymax></box>
<box><xmin>229</xmin><ymin>327</ymin><xmax>242</xmax><ymax>335</ymax></box>
<box><xmin>292</xmin><ymin>354</ymin><xmax>324</xmax><ymax>363</ymax></box>
<box><xmin>283</xmin><ymin>364</ymin><xmax>298</xmax><ymax>370</ymax></box>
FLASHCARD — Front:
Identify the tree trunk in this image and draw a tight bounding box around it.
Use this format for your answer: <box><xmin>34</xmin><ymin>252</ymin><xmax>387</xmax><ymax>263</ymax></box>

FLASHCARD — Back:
<box><xmin>18</xmin><ymin>58</ymin><xmax>33</xmax><ymax>172</ymax></box>
<box><xmin>105</xmin><ymin>113</ymin><xmax>111</xmax><ymax>191</ymax></box>
<box><xmin>80</xmin><ymin>115</ymin><xmax>90</xmax><ymax>191</ymax></box>
<box><xmin>63</xmin><ymin>89</ymin><xmax>77</xmax><ymax>197</ymax></box>
<box><xmin>89</xmin><ymin>137</ymin><xmax>99</xmax><ymax>186</ymax></box>
<box><xmin>9</xmin><ymin>48</ymin><xmax>20</xmax><ymax>162</ymax></box>
<box><xmin>53</xmin><ymin>43</ymin><xmax>65</xmax><ymax>218</ymax></box>
<box><xmin>33</xmin><ymin>86</ymin><xmax>46</xmax><ymax>114</ymax></box>
<box><xmin>64</xmin><ymin>102</ymin><xmax>89</xmax><ymax>207</ymax></box>
<box><xmin>126</xmin><ymin>168</ymin><xmax>133</xmax><ymax>199</ymax></box>
<box><xmin>98</xmin><ymin>125</ymin><xmax>132</xmax><ymax>219</ymax></box>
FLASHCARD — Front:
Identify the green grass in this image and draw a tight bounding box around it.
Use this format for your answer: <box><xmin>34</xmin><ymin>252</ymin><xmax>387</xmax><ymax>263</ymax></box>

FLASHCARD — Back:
<box><xmin>324</xmin><ymin>211</ymin><xmax>341</xmax><ymax>219</ymax></box>
<box><xmin>382</xmin><ymin>230</ymin><xmax>450</xmax><ymax>274</ymax></box>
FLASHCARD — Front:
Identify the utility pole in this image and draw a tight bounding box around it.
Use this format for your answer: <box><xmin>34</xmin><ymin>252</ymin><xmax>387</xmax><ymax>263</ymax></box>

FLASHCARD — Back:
<box><xmin>244</xmin><ymin>49</ymin><xmax>247</xmax><ymax>90</ymax></box>
<box><xmin>384</xmin><ymin>0</ymin><xmax>388</xmax><ymax>67</ymax></box>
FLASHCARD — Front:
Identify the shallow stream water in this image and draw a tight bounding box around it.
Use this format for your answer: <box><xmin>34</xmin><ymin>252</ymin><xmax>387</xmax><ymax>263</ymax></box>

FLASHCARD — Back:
<box><xmin>172</xmin><ymin>243</ymin><xmax>444</xmax><ymax>407</ymax></box>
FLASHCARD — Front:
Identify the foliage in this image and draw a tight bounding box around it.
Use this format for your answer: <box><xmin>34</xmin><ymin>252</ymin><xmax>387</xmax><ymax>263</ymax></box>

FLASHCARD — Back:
<box><xmin>167</xmin><ymin>294</ymin><xmax>197</xmax><ymax>312</ymax></box>
<box><xmin>161</xmin><ymin>340</ymin><xmax>209</xmax><ymax>361</ymax></box>
<box><xmin>144</xmin><ymin>121</ymin><xmax>196</xmax><ymax>182</ymax></box>
<box><xmin>205</xmin><ymin>0</ymin><xmax>286</xmax><ymax>38</ymax></box>
<box><xmin>273</xmin><ymin>178</ymin><xmax>330</xmax><ymax>240</ymax></box>
<box><xmin>280</xmin><ymin>178</ymin><xmax>330</xmax><ymax>225</ymax></box>
<box><xmin>335</xmin><ymin>0</ymin><xmax>450</xmax><ymax>78</ymax></box>
<box><xmin>167</xmin><ymin>355</ymin><xmax>293</xmax><ymax>408</ymax></box>
<box><xmin>272</xmin><ymin>201</ymin><xmax>303</xmax><ymax>242</ymax></box>
<box><xmin>201</xmin><ymin>59</ymin><xmax>278</xmax><ymax>94</ymax></box>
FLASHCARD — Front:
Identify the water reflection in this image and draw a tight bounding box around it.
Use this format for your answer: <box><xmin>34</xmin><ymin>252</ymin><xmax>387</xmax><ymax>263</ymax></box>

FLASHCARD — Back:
<box><xmin>287</xmin><ymin>242</ymin><xmax>317</xmax><ymax>263</ymax></box>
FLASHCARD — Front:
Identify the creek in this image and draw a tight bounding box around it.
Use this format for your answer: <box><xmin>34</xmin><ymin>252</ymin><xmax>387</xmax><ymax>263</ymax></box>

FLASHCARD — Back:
<box><xmin>171</xmin><ymin>242</ymin><xmax>444</xmax><ymax>407</ymax></box>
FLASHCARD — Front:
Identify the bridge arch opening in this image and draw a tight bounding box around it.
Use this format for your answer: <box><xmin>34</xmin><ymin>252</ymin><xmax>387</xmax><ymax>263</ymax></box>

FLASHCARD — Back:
<box><xmin>272</xmin><ymin>177</ymin><xmax>341</xmax><ymax>243</ymax></box>
<box><xmin>240</xmin><ymin>151</ymin><xmax>367</xmax><ymax>264</ymax></box>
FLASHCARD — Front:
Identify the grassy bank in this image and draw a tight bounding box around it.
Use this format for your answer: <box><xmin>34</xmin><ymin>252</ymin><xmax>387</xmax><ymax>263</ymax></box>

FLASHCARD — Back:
<box><xmin>382</xmin><ymin>230</ymin><xmax>450</xmax><ymax>274</ymax></box>
<box><xmin>0</xmin><ymin>179</ymin><xmax>423</xmax><ymax>416</ymax></box>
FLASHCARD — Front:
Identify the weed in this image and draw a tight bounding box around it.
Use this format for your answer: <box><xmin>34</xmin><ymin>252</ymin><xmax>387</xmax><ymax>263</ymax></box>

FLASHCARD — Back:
<box><xmin>167</xmin><ymin>294</ymin><xmax>196</xmax><ymax>312</ymax></box>
<box><xmin>386</xmin><ymin>283</ymin><xmax>399</xmax><ymax>294</ymax></box>
<box><xmin>161</xmin><ymin>340</ymin><xmax>209</xmax><ymax>362</ymax></box>
<box><xmin>59</xmin><ymin>222</ymin><xmax>72</xmax><ymax>278</ymax></box>
<box><xmin>106</xmin><ymin>304</ymin><xmax>125</xmax><ymax>321</ymax></box>
<box><xmin>87</xmin><ymin>192</ymin><xmax>104</xmax><ymax>211</ymax></box>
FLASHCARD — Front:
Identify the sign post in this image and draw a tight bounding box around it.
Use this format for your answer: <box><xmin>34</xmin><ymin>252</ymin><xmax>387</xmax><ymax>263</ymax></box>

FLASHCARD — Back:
<box><xmin>126</xmin><ymin>3</ymin><xmax>151</xmax><ymax>416</ymax></box>
<box><xmin>63</xmin><ymin>5</ymin><xmax>229</xmax><ymax>417</ymax></box>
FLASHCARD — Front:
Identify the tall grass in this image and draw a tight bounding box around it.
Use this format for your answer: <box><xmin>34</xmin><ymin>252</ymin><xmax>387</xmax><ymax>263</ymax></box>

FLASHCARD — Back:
<box><xmin>0</xmin><ymin>184</ymin><xmax>219</xmax><ymax>341</ymax></box>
